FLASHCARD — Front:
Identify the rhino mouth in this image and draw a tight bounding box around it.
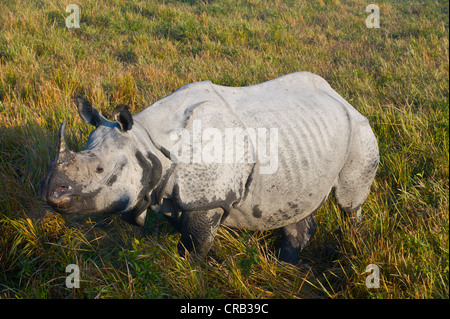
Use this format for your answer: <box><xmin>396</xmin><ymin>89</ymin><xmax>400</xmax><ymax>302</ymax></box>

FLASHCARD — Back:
<box><xmin>47</xmin><ymin>193</ymin><xmax>90</xmax><ymax>214</ymax></box>
<box><xmin>42</xmin><ymin>183</ymin><xmax>99</xmax><ymax>215</ymax></box>
<box><xmin>47</xmin><ymin>191</ymin><xmax>130</xmax><ymax>216</ymax></box>
<box><xmin>41</xmin><ymin>171</ymin><xmax>102</xmax><ymax>214</ymax></box>
<box><xmin>50</xmin><ymin>192</ymin><xmax>72</xmax><ymax>207</ymax></box>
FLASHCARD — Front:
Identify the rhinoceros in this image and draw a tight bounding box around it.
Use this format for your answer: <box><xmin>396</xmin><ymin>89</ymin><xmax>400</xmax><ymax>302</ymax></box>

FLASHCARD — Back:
<box><xmin>41</xmin><ymin>72</ymin><xmax>379</xmax><ymax>264</ymax></box>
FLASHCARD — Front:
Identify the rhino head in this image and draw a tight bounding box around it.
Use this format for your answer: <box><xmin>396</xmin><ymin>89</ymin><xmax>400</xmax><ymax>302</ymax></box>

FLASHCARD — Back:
<box><xmin>40</xmin><ymin>95</ymin><xmax>162</xmax><ymax>226</ymax></box>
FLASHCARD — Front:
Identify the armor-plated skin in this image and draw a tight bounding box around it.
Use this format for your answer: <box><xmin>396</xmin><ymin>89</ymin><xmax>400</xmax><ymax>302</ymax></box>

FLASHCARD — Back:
<box><xmin>41</xmin><ymin>72</ymin><xmax>379</xmax><ymax>264</ymax></box>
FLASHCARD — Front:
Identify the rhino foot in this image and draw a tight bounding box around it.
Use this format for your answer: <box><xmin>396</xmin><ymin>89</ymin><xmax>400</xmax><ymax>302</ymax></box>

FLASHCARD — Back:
<box><xmin>177</xmin><ymin>208</ymin><xmax>224</xmax><ymax>258</ymax></box>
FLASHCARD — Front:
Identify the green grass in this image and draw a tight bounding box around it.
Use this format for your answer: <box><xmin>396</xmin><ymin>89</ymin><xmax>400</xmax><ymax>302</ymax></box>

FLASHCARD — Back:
<box><xmin>0</xmin><ymin>0</ymin><xmax>448</xmax><ymax>298</ymax></box>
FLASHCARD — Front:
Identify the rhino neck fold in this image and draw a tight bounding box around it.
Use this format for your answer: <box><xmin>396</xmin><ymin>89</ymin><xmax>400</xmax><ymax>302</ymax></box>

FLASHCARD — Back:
<box><xmin>131</xmin><ymin>118</ymin><xmax>176</xmax><ymax>210</ymax></box>
<box><xmin>150</xmin><ymin>163</ymin><xmax>176</xmax><ymax>210</ymax></box>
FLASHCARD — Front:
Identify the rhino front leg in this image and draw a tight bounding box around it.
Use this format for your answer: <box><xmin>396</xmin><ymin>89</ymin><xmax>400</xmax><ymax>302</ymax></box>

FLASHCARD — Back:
<box><xmin>279</xmin><ymin>213</ymin><xmax>317</xmax><ymax>265</ymax></box>
<box><xmin>178</xmin><ymin>208</ymin><xmax>224</xmax><ymax>258</ymax></box>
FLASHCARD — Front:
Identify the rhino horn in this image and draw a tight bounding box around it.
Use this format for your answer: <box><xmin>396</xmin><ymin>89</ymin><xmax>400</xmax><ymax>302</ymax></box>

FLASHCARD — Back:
<box><xmin>55</xmin><ymin>120</ymin><xmax>73</xmax><ymax>164</ymax></box>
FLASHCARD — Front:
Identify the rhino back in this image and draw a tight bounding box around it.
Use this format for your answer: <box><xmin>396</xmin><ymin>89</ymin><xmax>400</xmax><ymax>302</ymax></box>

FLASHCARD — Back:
<box><xmin>135</xmin><ymin>72</ymin><xmax>367</xmax><ymax>230</ymax></box>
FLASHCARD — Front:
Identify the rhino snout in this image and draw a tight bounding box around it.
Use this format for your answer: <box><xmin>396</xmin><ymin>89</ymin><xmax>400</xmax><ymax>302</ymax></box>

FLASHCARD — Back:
<box><xmin>40</xmin><ymin>171</ymin><xmax>78</xmax><ymax>212</ymax></box>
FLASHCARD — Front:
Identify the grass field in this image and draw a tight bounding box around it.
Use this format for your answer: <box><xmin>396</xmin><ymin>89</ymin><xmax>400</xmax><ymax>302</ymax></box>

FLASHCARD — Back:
<box><xmin>0</xmin><ymin>0</ymin><xmax>448</xmax><ymax>299</ymax></box>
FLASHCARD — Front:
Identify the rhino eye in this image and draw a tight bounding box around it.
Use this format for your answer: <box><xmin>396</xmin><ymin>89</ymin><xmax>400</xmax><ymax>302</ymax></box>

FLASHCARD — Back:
<box><xmin>96</xmin><ymin>167</ymin><xmax>104</xmax><ymax>173</ymax></box>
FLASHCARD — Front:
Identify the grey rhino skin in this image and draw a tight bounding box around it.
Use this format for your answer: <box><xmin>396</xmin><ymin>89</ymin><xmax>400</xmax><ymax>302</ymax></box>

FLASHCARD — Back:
<box><xmin>41</xmin><ymin>72</ymin><xmax>379</xmax><ymax>264</ymax></box>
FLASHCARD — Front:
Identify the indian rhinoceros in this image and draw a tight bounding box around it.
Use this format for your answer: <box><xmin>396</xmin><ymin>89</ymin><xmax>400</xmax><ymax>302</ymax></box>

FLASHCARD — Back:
<box><xmin>40</xmin><ymin>72</ymin><xmax>379</xmax><ymax>264</ymax></box>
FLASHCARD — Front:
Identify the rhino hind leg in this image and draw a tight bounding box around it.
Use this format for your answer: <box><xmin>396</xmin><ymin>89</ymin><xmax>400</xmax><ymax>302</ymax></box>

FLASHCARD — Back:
<box><xmin>279</xmin><ymin>213</ymin><xmax>317</xmax><ymax>265</ymax></box>
<box><xmin>334</xmin><ymin>124</ymin><xmax>379</xmax><ymax>223</ymax></box>
<box><xmin>178</xmin><ymin>208</ymin><xmax>224</xmax><ymax>258</ymax></box>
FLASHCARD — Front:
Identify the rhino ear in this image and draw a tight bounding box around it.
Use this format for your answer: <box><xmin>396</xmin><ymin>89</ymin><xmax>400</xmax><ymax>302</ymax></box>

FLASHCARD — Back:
<box><xmin>112</xmin><ymin>104</ymin><xmax>133</xmax><ymax>132</ymax></box>
<box><xmin>73</xmin><ymin>94</ymin><xmax>106</xmax><ymax>127</ymax></box>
